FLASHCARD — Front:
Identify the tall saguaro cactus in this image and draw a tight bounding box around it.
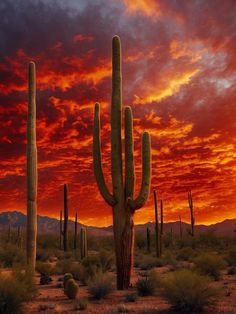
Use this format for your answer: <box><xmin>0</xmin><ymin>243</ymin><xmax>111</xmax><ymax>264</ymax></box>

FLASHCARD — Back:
<box><xmin>153</xmin><ymin>190</ymin><xmax>160</xmax><ymax>258</ymax></box>
<box><xmin>80</xmin><ymin>227</ymin><xmax>87</xmax><ymax>259</ymax></box>
<box><xmin>59</xmin><ymin>210</ymin><xmax>62</xmax><ymax>250</ymax></box>
<box><xmin>160</xmin><ymin>199</ymin><xmax>163</xmax><ymax>256</ymax></box>
<box><xmin>188</xmin><ymin>189</ymin><xmax>194</xmax><ymax>237</ymax></box>
<box><xmin>26</xmin><ymin>61</ymin><xmax>37</xmax><ymax>272</ymax></box>
<box><xmin>146</xmin><ymin>227</ymin><xmax>151</xmax><ymax>253</ymax></box>
<box><xmin>93</xmin><ymin>36</ymin><xmax>151</xmax><ymax>290</ymax></box>
<box><xmin>74</xmin><ymin>210</ymin><xmax>78</xmax><ymax>250</ymax></box>
<box><xmin>63</xmin><ymin>184</ymin><xmax>69</xmax><ymax>251</ymax></box>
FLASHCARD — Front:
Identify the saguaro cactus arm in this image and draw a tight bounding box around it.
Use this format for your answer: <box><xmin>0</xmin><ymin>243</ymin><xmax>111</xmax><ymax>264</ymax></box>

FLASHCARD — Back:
<box><xmin>128</xmin><ymin>132</ymin><xmax>151</xmax><ymax>210</ymax></box>
<box><xmin>125</xmin><ymin>106</ymin><xmax>135</xmax><ymax>198</ymax></box>
<box><xmin>93</xmin><ymin>103</ymin><xmax>116</xmax><ymax>206</ymax></box>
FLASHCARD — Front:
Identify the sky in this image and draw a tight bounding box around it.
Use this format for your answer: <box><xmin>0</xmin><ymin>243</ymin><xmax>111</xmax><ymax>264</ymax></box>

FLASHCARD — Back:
<box><xmin>0</xmin><ymin>0</ymin><xmax>236</xmax><ymax>226</ymax></box>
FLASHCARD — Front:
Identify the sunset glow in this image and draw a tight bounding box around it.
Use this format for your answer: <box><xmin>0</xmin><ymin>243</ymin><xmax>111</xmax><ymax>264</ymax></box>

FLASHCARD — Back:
<box><xmin>0</xmin><ymin>0</ymin><xmax>236</xmax><ymax>226</ymax></box>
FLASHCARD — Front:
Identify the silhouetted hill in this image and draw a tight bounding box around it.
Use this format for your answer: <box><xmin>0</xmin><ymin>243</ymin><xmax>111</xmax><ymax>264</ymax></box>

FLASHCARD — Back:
<box><xmin>0</xmin><ymin>211</ymin><xmax>235</xmax><ymax>237</ymax></box>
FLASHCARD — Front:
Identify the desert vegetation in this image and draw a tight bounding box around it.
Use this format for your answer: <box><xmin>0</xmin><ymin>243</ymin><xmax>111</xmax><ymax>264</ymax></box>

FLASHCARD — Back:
<box><xmin>0</xmin><ymin>35</ymin><xmax>235</xmax><ymax>314</ymax></box>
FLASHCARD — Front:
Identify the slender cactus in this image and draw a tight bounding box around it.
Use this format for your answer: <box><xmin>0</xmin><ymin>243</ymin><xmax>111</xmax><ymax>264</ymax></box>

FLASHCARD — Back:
<box><xmin>63</xmin><ymin>184</ymin><xmax>68</xmax><ymax>251</ymax></box>
<box><xmin>179</xmin><ymin>214</ymin><xmax>183</xmax><ymax>240</ymax></box>
<box><xmin>153</xmin><ymin>189</ymin><xmax>160</xmax><ymax>258</ymax></box>
<box><xmin>26</xmin><ymin>61</ymin><xmax>37</xmax><ymax>272</ymax></box>
<box><xmin>59</xmin><ymin>210</ymin><xmax>62</xmax><ymax>250</ymax></box>
<box><xmin>93</xmin><ymin>36</ymin><xmax>151</xmax><ymax>289</ymax></box>
<box><xmin>80</xmin><ymin>227</ymin><xmax>87</xmax><ymax>259</ymax></box>
<box><xmin>188</xmin><ymin>189</ymin><xmax>194</xmax><ymax>237</ymax></box>
<box><xmin>74</xmin><ymin>210</ymin><xmax>78</xmax><ymax>250</ymax></box>
<box><xmin>146</xmin><ymin>227</ymin><xmax>151</xmax><ymax>253</ymax></box>
<box><xmin>160</xmin><ymin>199</ymin><xmax>163</xmax><ymax>256</ymax></box>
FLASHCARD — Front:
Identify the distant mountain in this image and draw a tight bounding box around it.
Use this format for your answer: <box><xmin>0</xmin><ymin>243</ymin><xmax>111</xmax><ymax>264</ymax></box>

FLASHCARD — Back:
<box><xmin>0</xmin><ymin>211</ymin><xmax>235</xmax><ymax>237</ymax></box>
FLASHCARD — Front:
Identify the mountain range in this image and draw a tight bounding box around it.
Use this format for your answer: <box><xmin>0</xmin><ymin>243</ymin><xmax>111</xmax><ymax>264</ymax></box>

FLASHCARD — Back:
<box><xmin>0</xmin><ymin>211</ymin><xmax>235</xmax><ymax>237</ymax></box>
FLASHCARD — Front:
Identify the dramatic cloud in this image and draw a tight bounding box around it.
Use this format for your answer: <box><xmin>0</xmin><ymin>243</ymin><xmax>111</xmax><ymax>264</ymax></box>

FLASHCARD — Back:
<box><xmin>0</xmin><ymin>0</ymin><xmax>235</xmax><ymax>226</ymax></box>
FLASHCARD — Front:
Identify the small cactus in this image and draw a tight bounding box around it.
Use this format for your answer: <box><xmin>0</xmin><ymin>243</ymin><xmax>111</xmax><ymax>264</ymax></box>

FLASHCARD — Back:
<box><xmin>153</xmin><ymin>189</ymin><xmax>160</xmax><ymax>258</ymax></box>
<box><xmin>65</xmin><ymin>278</ymin><xmax>79</xmax><ymax>299</ymax></box>
<box><xmin>188</xmin><ymin>189</ymin><xmax>195</xmax><ymax>237</ymax></box>
<box><xmin>146</xmin><ymin>227</ymin><xmax>151</xmax><ymax>253</ymax></box>
<box><xmin>80</xmin><ymin>228</ymin><xmax>88</xmax><ymax>259</ymax></box>
<box><xmin>63</xmin><ymin>273</ymin><xmax>73</xmax><ymax>288</ymax></box>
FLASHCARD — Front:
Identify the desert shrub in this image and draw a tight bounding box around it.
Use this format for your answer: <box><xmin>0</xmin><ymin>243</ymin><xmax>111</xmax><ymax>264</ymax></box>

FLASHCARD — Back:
<box><xmin>139</xmin><ymin>255</ymin><xmax>161</xmax><ymax>270</ymax></box>
<box><xmin>36</xmin><ymin>249</ymin><xmax>52</xmax><ymax>262</ymax></box>
<box><xmin>98</xmin><ymin>250</ymin><xmax>114</xmax><ymax>272</ymax></box>
<box><xmin>117</xmin><ymin>304</ymin><xmax>130</xmax><ymax>313</ymax></box>
<box><xmin>36</xmin><ymin>261</ymin><xmax>53</xmax><ymax>276</ymax></box>
<box><xmin>160</xmin><ymin>269</ymin><xmax>217</xmax><ymax>312</ymax></box>
<box><xmin>64</xmin><ymin>278</ymin><xmax>79</xmax><ymax>299</ymax></box>
<box><xmin>176</xmin><ymin>247</ymin><xmax>195</xmax><ymax>261</ymax></box>
<box><xmin>40</xmin><ymin>273</ymin><xmax>52</xmax><ymax>285</ymax></box>
<box><xmin>88</xmin><ymin>273</ymin><xmax>113</xmax><ymax>299</ymax></box>
<box><xmin>136</xmin><ymin>276</ymin><xmax>156</xmax><ymax>296</ymax></box>
<box><xmin>225</xmin><ymin>248</ymin><xmax>236</xmax><ymax>266</ymax></box>
<box><xmin>63</xmin><ymin>273</ymin><xmax>73</xmax><ymax>288</ymax></box>
<box><xmin>74</xmin><ymin>298</ymin><xmax>89</xmax><ymax>310</ymax></box>
<box><xmin>124</xmin><ymin>293</ymin><xmax>138</xmax><ymax>302</ymax></box>
<box><xmin>0</xmin><ymin>273</ymin><xmax>36</xmax><ymax>314</ymax></box>
<box><xmin>194</xmin><ymin>253</ymin><xmax>226</xmax><ymax>280</ymax></box>
<box><xmin>0</xmin><ymin>243</ymin><xmax>25</xmax><ymax>267</ymax></box>
<box><xmin>227</xmin><ymin>266</ymin><xmax>236</xmax><ymax>275</ymax></box>
<box><xmin>53</xmin><ymin>258</ymin><xmax>75</xmax><ymax>275</ymax></box>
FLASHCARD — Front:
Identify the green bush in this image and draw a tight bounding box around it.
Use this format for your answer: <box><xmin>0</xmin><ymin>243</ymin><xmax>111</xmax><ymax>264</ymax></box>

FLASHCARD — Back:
<box><xmin>88</xmin><ymin>273</ymin><xmax>113</xmax><ymax>299</ymax></box>
<box><xmin>36</xmin><ymin>261</ymin><xmax>53</xmax><ymax>276</ymax></box>
<box><xmin>0</xmin><ymin>273</ymin><xmax>36</xmax><ymax>314</ymax></box>
<box><xmin>160</xmin><ymin>269</ymin><xmax>217</xmax><ymax>312</ymax></box>
<box><xmin>63</xmin><ymin>273</ymin><xmax>73</xmax><ymax>288</ymax></box>
<box><xmin>225</xmin><ymin>248</ymin><xmax>236</xmax><ymax>266</ymax></box>
<box><xmin>0</xmin><ymin>244</ymin><xmax>25</xmax><ymax>267</ymax></box>
<box><xmin>124</xmin><ymin>293</ymin><xmax>138</xmax><ymax>302</ymax></box>
<box><xmin>74</xmin><ymin>298</ymin><xmax>89</xmax><ymax>310</ymax></box>
<box><xmin>98</xmin><ymin>251</ymin><xmax>114</xmax><ymax>272</ymax></box>
<box><xmin>64</xmin><ymin>278</ymin><xmax>79</xmax><ymax>299</ymax></box>
<box><xmin>136</xmin><ymin>276</ymin><xmax>156</xmax><ymax>296</ymax></box>
<box><xmin>194</xmin><ymin>253</ymin><xmax>226</xmax><ymax>280</ymax></box>
<box><xmin>176</xmin><ymin>247</ymin><xmax>195</xmax><ymax>261</ymax></box>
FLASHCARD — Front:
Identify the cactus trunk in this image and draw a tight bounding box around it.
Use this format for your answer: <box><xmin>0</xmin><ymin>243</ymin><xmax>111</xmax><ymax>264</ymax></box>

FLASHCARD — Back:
<box><xmin>80</xmin><ymin>227</ymin><xmax>87</xmax><ymax>259</ymax></box>
<box><xmin>63</xmin><ymin>184</ymin><xmax>68</xmax><ymax>251</ymax></box>
<box><xmin>160</xmin><ymin>199</ymin><xmax>163</xmax><ymax>256</ymax></box>
<box><xmin>153</xmin><ymin>190</ymin><xmax>160</xmax><ymax>258</ymax></box>
<box><xmin>93</xmin><ymin>36</ymin><xmax>151</xmax><ymax>290</ymax></box>
<box><xmin>59</xmin><ymin>210</ymin><xmax>62</xmax><ymax>250</ymax></box>
<box><xmin>26</xmin><ymin>61</ymin><xmax>37</xmax><ymax>272</ymax></box>
<box><xmin>188</xmin><ymin>190</ymin><xmax>194</xmax><ymax>237</ymax></box>
<box><xmin>146</xmin><ymin>227</ymin><xmax>151</xmax><ymax>253</ymax></box>
<box><xmin>74</xmin><ymin>211</ymin><xmax>78</xmax><ymax>250</ymax></box>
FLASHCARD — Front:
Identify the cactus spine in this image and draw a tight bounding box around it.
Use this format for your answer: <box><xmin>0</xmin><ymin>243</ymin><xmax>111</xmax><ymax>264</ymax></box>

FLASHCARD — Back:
<box><xmin>80</xmin><ymin>227</ymin><xmax>87</xmax><ymax>259</ymax></box>
<box><xmin>63</xmin><ymin>184</ymin><xmax>69</xmax><ymax>251</ymax></box>
<box><xmin>146</xmin><ymin>227</ymin><xmax>151</xmax><ymax>253</ymax></box>
<box><xmin>93</xmin><ymin>36</ymin><xmax>151</xmax><ymax>289</ymax></box>
<box><xmin>74</xmin><ymin>210</ymin><xmax>78</xmax><ymax>250</ymax></box>
<box><xmin>26</xmin><ymin>61</ymin><xmax>37</xmax><ymax>272</ymax></box>
<box><xmin>188</xmin><ymin>189</ymin><xmax>194</xmax><ymax>237</ymax></box>
<box><xmin>153</xmin><ymin>190</ymin><xmax>160</xmax><ymax>258</ymax></box>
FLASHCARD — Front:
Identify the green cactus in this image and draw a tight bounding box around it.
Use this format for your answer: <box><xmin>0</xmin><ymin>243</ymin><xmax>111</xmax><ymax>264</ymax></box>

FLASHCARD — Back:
<box><xmin>63</xmin><ymin>273</ymin><xmax>73</xmax><ymax>288</ymax></box>
<box><xmin>153</xmin><ymin>189</ymin><xmax>160</xmax><ymax>258</ymax></box>
<box><xmin>74</xmin><ymin>210</ymin><xmax>78</xmax><ymax>250</ymax></box>
<box><xmin>160</xmin><ymin>199</ymin><xmax>163</xmax><ymax>256</ymax></box>
<box><xmin>93</xmin><ymin>36</ymin><xmax>151</xmax><ymax>289</ymax></box>
<box><xmin>26</xmin><ymin>61</ymin><xmax>37</xmax><ymax>272</ymax></box>
<box><xmin>80</xmin><ymin>227</ymin><xmax>87</xmax><ymax>259</ymax></box>
<box><xmin>63</xmin><ymin>184</ymin><xmax>68</xmax><ymax>251</ymax></box>
<box><xmin>59</xmin><ymin>209</ymin><xmax>62</xmax><ymax>250</ymax></box>
<box><xmin>188</xmin><ymin>189</ymin><xmax>194</xmax><ymax>237</ymax></box>
<box><xmin>146</xmin><ymin>227</ymin><xmax>151</xmax><ymax>253</ymax></box>
<box><xmin>65</xmin><ymin>278</ymin><xmax>79</xmax><ymax>299</ymax></box>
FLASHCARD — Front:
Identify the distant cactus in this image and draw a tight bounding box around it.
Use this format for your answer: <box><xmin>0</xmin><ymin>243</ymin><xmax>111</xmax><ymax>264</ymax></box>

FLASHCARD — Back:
<box><xmin>65</xmin><ymin>278</ymin><xmax>79</xmax><ymax>299</ymax></box>
<box><xmin>74</xmin><ymin>210</ymin><xmax>78</xmax><ymax>250</ymax></box>
<box><xmin>59</xmin><ymin>209</ymin><xmax>62</xmax><ymax>250</ymax></box>
<box><xmin>63</xmin><ymin>184</ymin><xmax>69</xmax><ymax>251</ymax></box>
<box><xmin>63</xmin><ymin>273</ymin><xmax>73</xmax><ymax>288</ymax></box>
<box><xmin>146</xmin><ymin>227</ymin><xmax>151</xmax><ymax>253</ymax></box>
<box><xmin>26</xmin><ymin>61</ymin><xmax>37</xmax><ymax>272</ymax></box>
<box><xmin>160</xmin><ymin>199</ymin><xmax>164</xmax><ymax>256</ymax></box>
<box><xmin>188</xmin><ymin>189</ymin><xmax>195</xmax><ymax>237</ymax></box>
<box><xmin>153</xmin><ymin>190</ymin><xmax>160</xmax><ymax>258</ymax></box>
<box><xmin>93</xmin><ymin>36</ymin><xmax>151</xmax><ymax>289</ymax></box>
<box><xmin>80</xmin><ymin>227</ymin><xmax>87</xmax><ymax>259</ymax></box>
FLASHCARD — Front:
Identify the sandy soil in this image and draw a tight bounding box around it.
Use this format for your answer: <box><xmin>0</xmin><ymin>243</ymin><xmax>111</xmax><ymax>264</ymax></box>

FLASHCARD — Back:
<box><xmin>22</xmin><ymin>266</ymin><xmax>236</xmax><ymax>314</ymax></box>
